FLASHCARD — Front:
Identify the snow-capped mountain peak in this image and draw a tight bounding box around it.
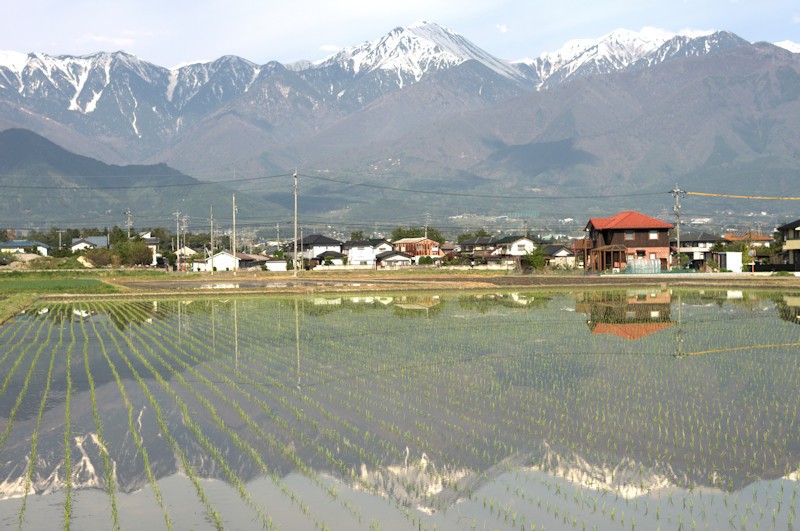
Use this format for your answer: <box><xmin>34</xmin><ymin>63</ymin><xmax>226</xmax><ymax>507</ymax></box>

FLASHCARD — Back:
<box><xmin>513</xmin><ymin>26</ymin><xmax>721</xmax><ymax>88</ymax></box>
<box><xmin>319</xmin><ymin>21</ymin><xmax>520</xmax><ymax>85</ymax></box>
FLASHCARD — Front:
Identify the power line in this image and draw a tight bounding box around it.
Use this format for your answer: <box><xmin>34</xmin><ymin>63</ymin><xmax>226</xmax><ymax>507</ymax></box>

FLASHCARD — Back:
<box><xmin>0</xmin><ymin>172</ymin><xmax>293</xmax><ymax>190</ymax></box>
<box><xmin>300</xmin><ymin>172</ymin><xmax>670</xmax><ymax>200</ymax></box>
<box><xmin>687</xmin><ymin>191</ymin><xmax>800</xmax><ymax>201</ymax></box>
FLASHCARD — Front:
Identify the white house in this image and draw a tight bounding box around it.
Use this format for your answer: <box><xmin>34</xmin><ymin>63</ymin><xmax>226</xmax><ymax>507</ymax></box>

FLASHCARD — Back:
<box><xmin>541</xmin><ymin>244</ymin><xmax>575</xmax><ymax>268</ymax></box>
<box><xmin>0</xmin><ymin>240</ymin><xmax>50</xmax><ymax>256</ymax></box>
<box><xmin>284</xmin><ymin>234</ymin><xmax>343</xmax><ymax>264</ymax></box>
<box><xmin>138</xmin><ymin>231</ymin><xmax>160</xmax><ymax>266</ymax></box>
<box><xmin>70</xmin><ymin>236</ymin><xmax>110</xmax><ymax>252</ymax></box>
<box><xmin>376</xmin><ymin>250</ymin><xmax>413</xmax><ymax>267</ymax></box>
<box><xmin>343</xmin><ymin>239</ymin><xmax>393</xmax><ymax>265</ymax></box>
<box><xmin>492</xmin><ymin>236</ymin><xmax>537</xmax><ymax>257</ymax></box>
<box><xmin>192</xmin><ymin>251</ymin><xmax>266</xmax><ymax>272</ymax></box>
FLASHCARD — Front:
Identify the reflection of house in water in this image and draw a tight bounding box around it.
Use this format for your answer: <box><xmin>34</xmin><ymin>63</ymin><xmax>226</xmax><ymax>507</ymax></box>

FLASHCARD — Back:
<box><xmin>777</xmin><ymin>295</ymin><xmax>800</xmax><ymax>325</ymax></box>
<box><xmin>576</xmin><ymin>290</ymin><xmax>674</xmax><ymax>340</ymax></box>
<box><xmin>394</xmin><ymin>295</ymin><xmax>441</xmax><ymax>311</ymax></box>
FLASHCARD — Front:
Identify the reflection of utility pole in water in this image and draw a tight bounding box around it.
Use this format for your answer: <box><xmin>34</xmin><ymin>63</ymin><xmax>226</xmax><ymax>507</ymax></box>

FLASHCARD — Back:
<box><xmin>295</xmin><ymin>298</ymin><xmax>301</xmax><ymax>391</ymax></box>
<box><xmin>178</xmin><ymin>300</ymin><xmax>182</xmax><ymax>346</ymax></box>
<box><xmin>234</xmin><ymin>299</ymin><xmax>239</xmax><ymax>370</ymax></box>
<box><xmin>211</xmin><ymin>300</ymin><xmax>216</xmax><ymax>356</ymax></box>
<box><xmin>674</xmin><ymin>293</ymin><xmax>684</xmax><ymax>357</ymax></box>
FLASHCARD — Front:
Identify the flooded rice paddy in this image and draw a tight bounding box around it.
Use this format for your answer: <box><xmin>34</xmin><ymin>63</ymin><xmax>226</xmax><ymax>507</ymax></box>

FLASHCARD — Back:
<box><xmin>1</xmin><ymin>288</ymin><xmax>799</xmax><ymax>530</ymax></box>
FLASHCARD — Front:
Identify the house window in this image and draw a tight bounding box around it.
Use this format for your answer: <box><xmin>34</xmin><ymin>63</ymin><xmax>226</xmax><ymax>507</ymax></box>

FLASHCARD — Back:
<box><xmin>649</xmin><ymin>230</ymin><xmax>658</xmax><ymax>240</ymax></box>
<box><xmin>516</xmin><ymin>244</ymin><xmax>526</xmax><ymax>251</ymax></box>
<box><xmin>650</xmin><ymin>310</ymin><xmax>661</xmax><ymax>319</ymax></box>
<box><xmin>626</xmin><ymin>311</ymin><xmax>636</xmax><ymax>320</ymax></box>
<box><xmin>637</xmin><ymin>250</ymin><xmax>645</xmax><ymax>258</ymax></box>
<box><xmin>625</xmin><ymin>231</ymin><xmax>634</xmax><ymax>240</ymax></box>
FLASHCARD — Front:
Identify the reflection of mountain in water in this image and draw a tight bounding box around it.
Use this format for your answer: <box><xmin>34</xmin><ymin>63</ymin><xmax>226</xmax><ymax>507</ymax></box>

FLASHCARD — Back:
<box><xmin>1</xmin><ymin>292</ymin><xmax>799</xmax><ymax>513</ymax></box>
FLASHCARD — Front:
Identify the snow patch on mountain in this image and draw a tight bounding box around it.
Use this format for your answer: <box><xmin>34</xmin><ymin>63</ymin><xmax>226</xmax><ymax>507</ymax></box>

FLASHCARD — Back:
<box><xmin>775</xmin><ymin>40</ymin><xmax>800</xmax><ymax>53</ymax></box>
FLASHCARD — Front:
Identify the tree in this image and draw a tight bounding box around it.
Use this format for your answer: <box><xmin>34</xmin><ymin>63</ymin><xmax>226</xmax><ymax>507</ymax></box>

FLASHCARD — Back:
<box><xmin>350</xmin><ymin>230</ymin><xmax>366</xmax><ymax>241</ymax></box>
<box><xmin>390</xmin><ymin>226</ymin><xmax>445</xmax><ymax>244</ymax></box>
<box><xmin>114</xmin><ymin>239</ymin><xmax>152</xmax><ymax>266</ymax></box>
<box><xmin>108</xmin><ymin>225</ymin><xmax>128</xmax><ymax>246</ymax></box>
<box><xmin>0</xmin><ymin>229</ymin><xmax>8</xmax><ymax>242</ymax></box>
<box><xmin>521</xmin><ymin>248</ymin><xmax>547</xmax><ymax>271</ymax></box>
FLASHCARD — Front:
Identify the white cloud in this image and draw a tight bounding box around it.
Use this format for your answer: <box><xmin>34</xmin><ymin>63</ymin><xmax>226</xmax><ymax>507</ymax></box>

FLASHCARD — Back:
<box><xmin>496</xmin><ymin>24</ymin><xmax>510</xmax><ymax>34</ymax></box>
<box><xmin>319</xmin><ymin>44</ymin><xmax>341</xmax><ymax>53</ymax></box>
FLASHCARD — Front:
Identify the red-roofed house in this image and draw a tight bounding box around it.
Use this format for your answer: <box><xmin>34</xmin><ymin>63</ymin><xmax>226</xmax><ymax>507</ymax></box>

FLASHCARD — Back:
<box><xmin>584</xmin><ymin>211</ymin><xmax>674</xmax><ymax>272</ymax></box>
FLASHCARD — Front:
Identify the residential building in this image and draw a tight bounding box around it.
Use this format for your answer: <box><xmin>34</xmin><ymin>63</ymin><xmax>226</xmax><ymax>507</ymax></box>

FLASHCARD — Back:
<box><xmin>777</xmin><ymin>219</ymin><xmax>800</xmax><ymax>268</ymax></box>
<box><xmin>285</xmin><ymin>234</ymin><xmax>343</xmax><ymax>265</ymax></box>
<box><xmin>584</xmin><ymin>211</ymin><xmax>673</xmax><ymax>272</ymax></box>
<box><xmin>0</xmin><ymin>239</ymin><xmax>50</xmax><ymax>256</ymax></box>
<box><xmin>138</xmin><ymin>231</ymin><xmax>160</xmax><ymax>266</ymax></box>
<box><xmin>343</xmin><ymin>239</ymin><xmax>393</xmax><ymax>265</ymax></box>
<box><xmin>721</xmin><ymin>231</ymin><xmax>773</xmax><ymax>248</ymax></box>
<box><xmin>192</xmin><ymin>251</ymin><xmax>266</xmax><ymax>272</ymax></box>
<box><xmin>459</xmin><ymin>236</ymin><xmax>501</xmax><ymax>257</ymax></box>
<box><xmin>393</xmin><ymin>237</ymin><xmax>442</xmax><ymax>259</ymax></box>
<box><xmin>673</xmin><ymin>230</ymin><xmax>719</xmax><ymax>270</ymax></box>
<box><xmin>375</xmin><ymin>250</ymin><xmax>413</xmax><ymax>267</ymax></box>
<box><xmin>541</xmin><ymin>244</ymin><xmax>575</xmax><ymax>268</ymax></box>
<box><xmin>492</xmin><ymin>236</ymin><xmax>536</xmax><ymax>257</ymax></box>
<box><xmin>70</xmin><ymin>236</ymin><xmax>110</xmax><ymax>252</ymax></box>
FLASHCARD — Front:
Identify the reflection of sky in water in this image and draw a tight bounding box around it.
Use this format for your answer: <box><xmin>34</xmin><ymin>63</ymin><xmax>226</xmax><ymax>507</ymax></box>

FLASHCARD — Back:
<box><xmin>0</xmin><ymin>290</ymin><xmax>798</xmax><ymax>529</ymax></box>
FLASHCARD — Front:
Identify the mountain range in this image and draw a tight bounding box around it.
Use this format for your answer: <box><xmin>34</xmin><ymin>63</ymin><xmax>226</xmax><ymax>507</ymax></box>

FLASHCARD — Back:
<box><xmin>1</xmin><ymin>22</ymin><xmax>799</xmax><ymax>228</ymax></box>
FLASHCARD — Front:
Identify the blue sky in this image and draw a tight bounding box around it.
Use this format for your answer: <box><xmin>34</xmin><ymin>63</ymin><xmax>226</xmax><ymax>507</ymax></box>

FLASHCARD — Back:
<box><xmin>3</xmin><ymin>0</ymin><xmax>798</xmax><ymax>67</ymax></box>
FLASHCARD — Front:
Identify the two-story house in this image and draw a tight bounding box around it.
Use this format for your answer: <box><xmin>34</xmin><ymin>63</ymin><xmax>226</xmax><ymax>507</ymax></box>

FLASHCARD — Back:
<box><xmin>584</xmin><ymin>211</ymin><xmax>673</xmax><ymax>272</ymax></box>
<box><xmin>777</xmin><ymin>219</ymin><xmax>800</xmax><ymax>269</ymax></box>
<box><xmin>393</xmin><ymin>237</ymin><xmax>442</xmax><ymax>260</ymax></box>
<box><xmin>343</xmin><ymin>239</ymin><xmax>393</xmax><ymax>265</ymax></box>
<box><xmin>672</xmin><ymin>230</ymin><xmax>719</xmax><ymax>270</ymax></box>
<box><xmin>285</xmin><ymin>234</ymin><xmax>344</xmax><ymax>266</ymax></box>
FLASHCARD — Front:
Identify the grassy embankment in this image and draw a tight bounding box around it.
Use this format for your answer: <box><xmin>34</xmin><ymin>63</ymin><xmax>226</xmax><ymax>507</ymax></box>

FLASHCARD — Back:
<box><xmin>0</xmin><ymin>270</ymin><xmax>132</xmax><ymax>322</ymax></box>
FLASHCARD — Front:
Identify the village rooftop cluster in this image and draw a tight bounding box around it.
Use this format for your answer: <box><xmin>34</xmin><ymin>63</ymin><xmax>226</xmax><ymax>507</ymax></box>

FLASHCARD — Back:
<box><xmin>2</xmin><ymin>210</ymin><xmax>800</xmax><ymax>274</ymax></box>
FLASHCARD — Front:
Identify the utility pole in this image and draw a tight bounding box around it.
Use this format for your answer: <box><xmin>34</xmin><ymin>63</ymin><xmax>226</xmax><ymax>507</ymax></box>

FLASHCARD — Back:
<box><xmin>293</xmin><ymin>170</ymin><xmax>298</xmax><ymax>278</ymax></box>
<box><xmin>125</xmin><ymin>209</ymin><xmax>132</xmax><ymax>239</ymax></box>
<box><xmin>174</xmin><ymin>211</ymin><xmax>181</xmax><ymax>272</ymax></box>
<box><xmin>57</xmin><ymin>229</ymin><xmax>64</xmax><ymax>250</ymax></box>
<box><xmin>424</xmin><ymin>212</ymin><xmax>431</xmax><ymax>239</ymax></box>
<box><xmin>276</xmin><ymin>223</ymin><xmax>280</xmax><ymax>245</ymax></box>
<box><xmin>671</xmin><ymin>184</ymin><xmax>686</xmax><ymax>269</ymax></box>
<box><xmin>232</xmin><ymin>193</ymin><xmax>237</xmax><ymax>273</ymax></box>
<box><xmin>210</xmin><ymin>205</ymin><xmax>214</xmax><ymax>275</ymax></box>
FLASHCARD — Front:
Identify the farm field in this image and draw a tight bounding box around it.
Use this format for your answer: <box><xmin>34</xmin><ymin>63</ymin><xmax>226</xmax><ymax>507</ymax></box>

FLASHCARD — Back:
<box><xmin>0</xmin><ymin>288</ymin><xmax>799</xmax><ymax>530</ymax></box>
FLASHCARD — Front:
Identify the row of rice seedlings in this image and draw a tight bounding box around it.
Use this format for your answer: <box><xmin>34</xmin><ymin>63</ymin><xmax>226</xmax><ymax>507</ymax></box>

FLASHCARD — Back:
<box><xmin>17</xmin><ymin>314</ymin><xmax>60</xmax><ymax>529</ymax></box>
<box><xmin>88</xmin><ymin>308</ymin><xmax>173</xmax><ymax>530</ymax></box>
<box><xmin>78</xmin><ymin>294</ymin><xmax>800</xmax><ymax>529</ymax></box>
<box><xmin>296</xmin><ymin>300</ymin><xmax>796</xmax><ymax>516</ymax></box>
<box><xmin>118</xmin><ymin>300</ymin><xmax>367</xmax><ymax>528</ymax></box>
<box><xmin>99</xmin><ymin>301</ymin><xmax>272</xmax><ymax>530</ymax></box>
<box><xmin>160</xmin><ymin>299</ymin><xmax>419</xmax><ymax>523</ymax></box>
<box><xmin>0</xmin><ymin>309</ymin><xmax>41</xmax><ymax>370</ymax></box>
<box><xmin>0</xmin><ymin>315</ymin><xmax>48</xmax><ymax>399</ymax></box>
<box><xmin>0</xmin><ymin>314</ymin><xmax>54</xmax><ymax>453</ymax></box>
<box><xmin>63</xmin><ymin>314</ymin><xmax>75</xmax><ymax>529</ymax></box>
<box><xmin>78</xmin><ymin>309</ymin><xmax>119</xmax><ymax>530</ymax></box>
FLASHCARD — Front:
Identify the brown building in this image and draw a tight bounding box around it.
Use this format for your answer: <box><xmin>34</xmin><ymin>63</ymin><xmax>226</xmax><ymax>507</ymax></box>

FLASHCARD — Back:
<box><xmin>584</xmin><ymin>211</ymin><xmax>674</xmax><ymax>272</ymax></box>
<box><xmin>392</xmin><ymin>237</ymin><xmax>443</xmax><ymax>258</ymax></box>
